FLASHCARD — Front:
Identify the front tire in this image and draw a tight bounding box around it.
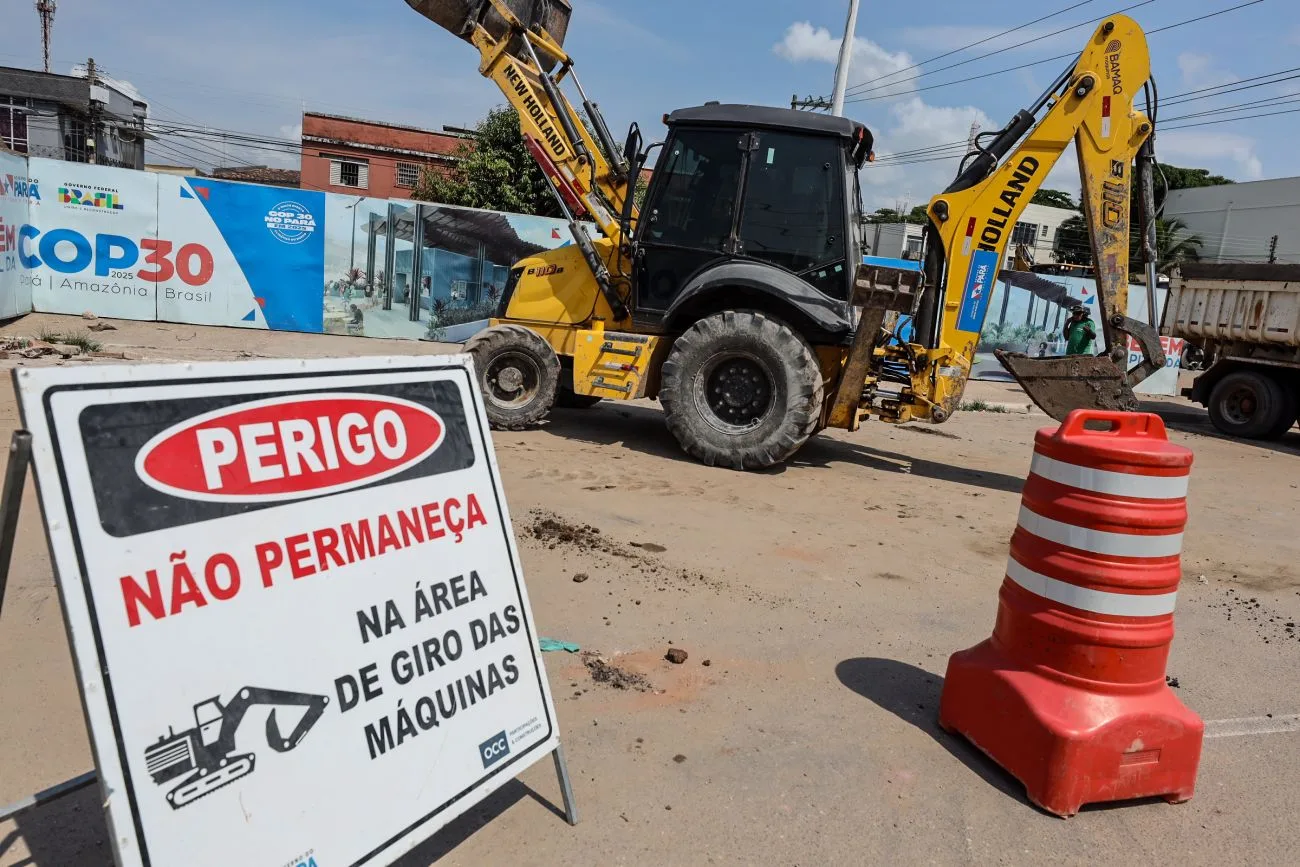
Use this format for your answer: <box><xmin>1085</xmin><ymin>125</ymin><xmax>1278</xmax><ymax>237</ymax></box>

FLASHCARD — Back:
<box><xmin>660</xmin><ymin>310</ymin><xmax>824</xmax><ymax>470</ymax></box>
<box><xmin>465</xmin><ymin>324</ymin><xmax>560</xmax><ymax>429</ymax></box>
<box><xmin>1207</xmin><ymin>370</ymin><xmax>1287</xmax><ymax>439</ymax></box>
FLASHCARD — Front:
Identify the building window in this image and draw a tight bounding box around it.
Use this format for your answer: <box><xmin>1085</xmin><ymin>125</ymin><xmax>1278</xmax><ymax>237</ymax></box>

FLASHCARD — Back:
<box><xmin>329</xmin><ymin>156</ymin><xmax>369</xmax><ymax>189</ymax></box>
<box><xmin>0</xmin><ymin>97</ymin><xmax>30</xmax><ymax>153</ymax></box>
<box><xmin>1040</xmin><ymin>224</ymin><xmax>1050</xmax><ymax>239</ymax></box>
<box><xmin>1011</xmin><ymin>221</ymin><xmax>1039</xmax><ymax>245</ymax></box>
<box><xmin>395</xmin><ymin>161</ymin><xmax>420</xmax><ymax>188</ymax></box>
<box><xmin>63</xmin><ymin>117</ymin><xmax>91</xmax><ymax>163</ymax></box>
<box><xmin>904</xmin><ymin>236</ymin><xmax>923</xmax><ymax>260</ymax></box>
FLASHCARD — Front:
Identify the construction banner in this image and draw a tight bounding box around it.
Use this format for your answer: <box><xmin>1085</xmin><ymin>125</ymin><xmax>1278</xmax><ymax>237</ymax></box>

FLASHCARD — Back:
<box><xmin>14</xmin><ymin>356</ymin><xmax>561</xmax><ymax>867</ymax></box>
<box><xmin>24</xmin><ymin>157</ymin><xmax>161</xmax><ymax>320</ymax></box>
<box><xmin>0</xmin><ymin>149</ymin><xmax>34</xmax><ymax>318</ymax></box>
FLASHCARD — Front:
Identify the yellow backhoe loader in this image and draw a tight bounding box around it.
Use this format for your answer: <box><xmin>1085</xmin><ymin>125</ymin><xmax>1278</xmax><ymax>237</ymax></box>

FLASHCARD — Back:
<box><xmin>404</xmin><ymin>1</ymin><xmax>1167</xmax><ymax>469</ymax></box>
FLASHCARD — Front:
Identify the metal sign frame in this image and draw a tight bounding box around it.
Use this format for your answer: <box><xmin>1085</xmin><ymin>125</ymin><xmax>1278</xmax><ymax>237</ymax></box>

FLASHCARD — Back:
<box><xmin>0</xmin><ymin>356</ymin><xmax>576</xmax><ymax>864</ymax></box>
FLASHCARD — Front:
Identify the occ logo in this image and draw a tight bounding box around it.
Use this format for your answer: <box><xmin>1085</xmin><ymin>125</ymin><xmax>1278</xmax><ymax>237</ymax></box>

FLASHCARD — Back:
<box><xmin>479</xmin><ymin>731</ymin><xmax>511</xmax><ymax>768</ymax></box>
<box><xmin>265</xmin><ymin>201</ymin><xmax>317</xmax><ymax>244</ymax></box>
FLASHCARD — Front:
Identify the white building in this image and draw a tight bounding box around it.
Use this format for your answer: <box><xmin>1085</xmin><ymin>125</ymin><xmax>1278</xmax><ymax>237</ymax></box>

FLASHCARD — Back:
<box><xmin>1163</xmin><ymin>177</ymin><xmax>1300</xmax><ymax>264</ymax></box>
<box><xmin>862</xmin><ymin>203</ymin><xmax>1077</xmax><ymax>266</ymax></box>
<box><xmin>864</xmin><ymin>222</ymin><xmax>925</xmax><ymax>260</ymax></box>
<box><xmin>1007</xmin><ymin>202</ymin><xmax>1078</xmax><ymax>268</ymax></box>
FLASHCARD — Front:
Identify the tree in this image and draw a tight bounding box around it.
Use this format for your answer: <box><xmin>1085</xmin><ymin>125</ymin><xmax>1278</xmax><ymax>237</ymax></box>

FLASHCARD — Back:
<box><xmin>906</xmin><ymin>204</ymin><xmax>931</xmax><ymax>224</ymax></box>
<box><xmin>1053</xmin><ymin>214</ymin><xmax>1091</xmax><ymax>265</ymax></box>
<box><xmin>1154</xmin><ymin>217</ymin><xmax>1203</xmax><ymax>274</ymax></box>
<box><xmin>413</xmin><ymin>107</ymin><xmax>561</xmax><ymax>217</ymax></box>
<box><xmin>865</xmin><ymin>205</ymin><xmax>930</xmax><ymax>224</ymax></box>
<box><xmin>1031</xmin><ymin>188</ymin><xmax>1076</xmax><ymax>210</ymax></box>
<box><xmin>865</xmin><ymin>207</ymin><xmax>905</xmax><ymax>224</ymax></box>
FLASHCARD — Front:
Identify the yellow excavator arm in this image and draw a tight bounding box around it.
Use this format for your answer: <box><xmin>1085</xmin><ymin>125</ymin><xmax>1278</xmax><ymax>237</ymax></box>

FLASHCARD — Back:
<box><xmin>894</xmin><ymin>13</ymin><xmax>1165</xmax><ymax>422</ymax></box>
<box><xmin>404</xmin><ymin>0</ymin><xmax>636</xmax><ymax>318</ymax></box>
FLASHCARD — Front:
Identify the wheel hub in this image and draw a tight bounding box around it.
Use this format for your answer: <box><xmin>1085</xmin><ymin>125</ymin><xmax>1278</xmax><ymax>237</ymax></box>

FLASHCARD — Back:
<box><xmin>702</xmin><ymin>356</ymin><xmax>773</xmax><ymax>429</ymax></box>
<box><xmin>483</xmin><ymin>351</ymin><xmax>541</xmax><ymax>408</ymax></box>
<box><xmin>497</xmin><ymin>365</ymin><xmax>525</xmax><ymax>393</ymax></box>
<box><xmin>1224</xmin><ymin>387</ymin><xmax>1257</xmax><ymax>424</ymax></box>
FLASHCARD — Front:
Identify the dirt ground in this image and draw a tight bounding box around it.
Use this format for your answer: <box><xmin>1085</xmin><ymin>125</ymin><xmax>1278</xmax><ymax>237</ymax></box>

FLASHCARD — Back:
<box><xmin>1</xmin><ymin>313</ymin><xmax>1297</xmax><ymax>866</ymax></box>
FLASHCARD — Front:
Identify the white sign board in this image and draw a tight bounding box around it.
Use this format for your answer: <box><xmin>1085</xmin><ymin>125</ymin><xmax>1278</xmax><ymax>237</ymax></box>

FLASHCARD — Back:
<box><xmin>15</xmin><ymin>356</ymin><xmax>561</xmax><ymax>867</ymax></box>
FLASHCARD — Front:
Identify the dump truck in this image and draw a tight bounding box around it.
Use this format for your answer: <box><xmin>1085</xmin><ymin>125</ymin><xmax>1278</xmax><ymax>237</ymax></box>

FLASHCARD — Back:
<box><xmin>1165</xmin><ymin>263</ymin><xmax>1300</xmax><ymax>439</ymax></box>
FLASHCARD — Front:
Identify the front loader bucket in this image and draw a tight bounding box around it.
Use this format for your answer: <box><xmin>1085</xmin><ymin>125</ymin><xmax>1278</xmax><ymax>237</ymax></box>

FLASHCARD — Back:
<box><xmin>405</xmin><ymin>0</ymin><xmax>572</xmax><ymax>66</ymax></box>
<box><xmin>994</xmin><ymin>351</ymin><xmax>1139</xmax><ymax>422</ymax></box>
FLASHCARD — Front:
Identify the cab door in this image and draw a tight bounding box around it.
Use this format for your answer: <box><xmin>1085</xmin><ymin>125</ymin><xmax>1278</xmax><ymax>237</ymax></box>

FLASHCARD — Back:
<box><xmin>634</xmin><ymin>128</ymin><xmax>745</xmax><ymax>322</ymax></box>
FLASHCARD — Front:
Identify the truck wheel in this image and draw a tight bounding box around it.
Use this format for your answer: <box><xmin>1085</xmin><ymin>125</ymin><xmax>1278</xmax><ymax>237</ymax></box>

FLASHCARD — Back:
<box><xmin>1264</xmin><ymin>380</ymin><xmax>1298</xmax><ymax>439</ymax></box>
<box><xmin>464</xmin><ymin>325</ymin><xmax>560</xmax><ymax>429</ymax></box>
<box><xmin>1207</xmin><ymin>371</ymin><xmax>1288</xmax><ymax>439</ymax></box>
<box><xmin>660</xmin><ymin>310</ymin><xmax>823</xmax><ymax>470</ymax></box>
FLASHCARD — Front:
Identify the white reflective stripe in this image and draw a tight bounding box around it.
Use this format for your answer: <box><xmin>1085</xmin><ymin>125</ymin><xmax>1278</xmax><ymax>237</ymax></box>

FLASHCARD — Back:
<box><xmin>1005</xmin><ymin>558</ymin><xmax>1178</xmax><ymax>617</ymax></box>
<box><xmin>1030</xmin><ymin>452</ymin><xmax>1188</xmax><ymax>500</ymax></box>
<box><xmin>1017</xmin><ymin>506</ymin><xmax>1183</xmax><ymax>557</ymax></box>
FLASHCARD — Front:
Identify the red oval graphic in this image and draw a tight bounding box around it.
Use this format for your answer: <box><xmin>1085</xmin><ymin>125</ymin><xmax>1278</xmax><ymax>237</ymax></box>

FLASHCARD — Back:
<box><xmin>135</xmin><ymin>393</ymin><xmax>445</xmax><ymax>503</ymax></box>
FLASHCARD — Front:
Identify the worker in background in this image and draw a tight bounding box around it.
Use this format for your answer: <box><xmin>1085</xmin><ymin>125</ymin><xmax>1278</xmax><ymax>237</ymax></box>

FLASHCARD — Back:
<box><xmin>1063</xmin><ymin>304</ymin><xmax>1096</xmax><ymax>356</ymax></box>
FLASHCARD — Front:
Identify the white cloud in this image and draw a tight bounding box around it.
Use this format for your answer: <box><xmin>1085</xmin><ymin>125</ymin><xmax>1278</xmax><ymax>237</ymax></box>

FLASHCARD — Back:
<box><xmin>1176</xmin><ymin>52</ymin><xmax>1236</xmax><ymax>92</ymax></box>
<box><xmin>1159</xmin><ymin>130</ymin><xmax>1263</xmax><ymax>181</ymax></box>
<box><xmin>774</xmin><ymin>22</ymin><xmax>916</xmax><ymax>97</ymax></box>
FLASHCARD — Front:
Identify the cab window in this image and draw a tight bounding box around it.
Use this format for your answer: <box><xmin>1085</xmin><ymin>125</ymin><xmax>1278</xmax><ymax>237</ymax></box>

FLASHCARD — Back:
<box><xmin>739</xmin><ymin>132</ymin><xmax>845</xmax><ymax>276</ymax></box>
<box><xmin>645</xmin><ymin>129</ymin><xmax>742</xmax><ymax>251</ymax></box>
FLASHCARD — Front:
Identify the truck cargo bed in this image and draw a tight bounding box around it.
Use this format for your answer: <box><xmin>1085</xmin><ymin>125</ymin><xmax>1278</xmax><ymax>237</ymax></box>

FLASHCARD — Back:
<box><xmin>1165</xmin><ymin>263</ymin><xmax>1300</xmax><ymax>347</ymax></box>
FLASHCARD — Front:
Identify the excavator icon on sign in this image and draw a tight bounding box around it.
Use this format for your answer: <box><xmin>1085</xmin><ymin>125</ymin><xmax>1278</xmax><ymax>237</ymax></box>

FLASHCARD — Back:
<box><xmin>143</xmin><ymin>687</ymin><xmax>329</xmax><ymax>809</ymax></box>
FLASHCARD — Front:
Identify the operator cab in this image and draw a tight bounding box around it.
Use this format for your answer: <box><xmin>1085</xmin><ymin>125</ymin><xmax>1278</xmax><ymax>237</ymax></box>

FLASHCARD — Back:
<box><xmin>632</xmin><ymin>104</ymin><xmax>873</xmax><ymax>332</ymax></box>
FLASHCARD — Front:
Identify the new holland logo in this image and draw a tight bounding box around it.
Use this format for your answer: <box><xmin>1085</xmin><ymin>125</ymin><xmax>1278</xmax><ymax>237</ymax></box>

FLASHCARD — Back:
<box><xmin>134</xmin><ymin>393</ymin><xmax>446</xmax><ymax>503</ymax></box>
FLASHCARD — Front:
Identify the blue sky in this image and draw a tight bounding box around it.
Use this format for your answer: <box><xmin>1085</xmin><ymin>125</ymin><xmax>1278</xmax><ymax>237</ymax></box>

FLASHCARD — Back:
<box><xmin>4</xmin><ymin>0</ymin><xmax>1296</xmax><ymax>210</ymax></box>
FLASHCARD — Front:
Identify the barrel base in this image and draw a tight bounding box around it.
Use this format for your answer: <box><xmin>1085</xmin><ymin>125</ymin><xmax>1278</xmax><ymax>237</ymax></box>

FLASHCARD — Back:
<box><xmin>939</xmin><ymin>638</ymin><xmax>1203</xmax><ymax>817</ymax></box>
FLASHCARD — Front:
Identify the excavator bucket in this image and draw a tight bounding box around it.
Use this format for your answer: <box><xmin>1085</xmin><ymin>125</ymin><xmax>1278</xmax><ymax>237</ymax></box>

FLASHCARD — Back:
<box><xmin>405</xmin><ymin>1</ymin><xmax>572</xmax><ymax>66</ymax></box>
<box><xmin>994</xmin><ymin>351</ymin><xmax>1139</xmax><ymax>421</ymax></box>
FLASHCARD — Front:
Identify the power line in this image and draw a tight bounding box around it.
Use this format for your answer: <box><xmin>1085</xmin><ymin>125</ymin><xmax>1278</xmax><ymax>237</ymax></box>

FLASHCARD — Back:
<box><xmin>1163</xmin><ymin>70</ymin><xmax>1300</xmax><ymax>107</ymax></box>
<box><xmin>1159</xmin><ymin>93</ymin><xmax>1300</xmax><ymax>123</ymax></box>
<box><xmin>1161</xmin><ymin>65</ymin><xmax>1300</xmax><ymax>103</ymax></box>
<box><xmin>845</xmin><ymin>0</ymin><xmax>1269</xmax><ymax>105</ymax></box>
<box><xmin>1161</xmin><ymin>104</ymin><xmax>1300</xmax><ymax>130</ymax></box>
<box><xmin>844</xmin><ymin>0</ymin><xmax>1097</xmax><ymax>94</ymax></box>
<box><xmin>844</xmin><ymin>0</ymin><xmax>1158</xmax><ymax>100</ymax></box>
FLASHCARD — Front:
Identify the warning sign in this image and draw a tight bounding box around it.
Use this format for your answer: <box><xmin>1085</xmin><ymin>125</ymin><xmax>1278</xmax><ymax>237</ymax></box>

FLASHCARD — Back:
<box><xmin>14</xmin><ymin>356</ymin><xmax>561</xmax><ymax>867</ymax></box>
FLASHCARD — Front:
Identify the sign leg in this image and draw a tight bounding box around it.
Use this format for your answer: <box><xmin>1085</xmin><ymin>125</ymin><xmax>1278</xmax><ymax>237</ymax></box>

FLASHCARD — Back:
<box><xmin>551</xmin><ymin>743</ymin><xmax>579</xmax><ymax>826</ymax></box>
<box><xmin>0</xmin><ymin>430</ymin><xmax>32</xmax><ymax>622</ymax></box>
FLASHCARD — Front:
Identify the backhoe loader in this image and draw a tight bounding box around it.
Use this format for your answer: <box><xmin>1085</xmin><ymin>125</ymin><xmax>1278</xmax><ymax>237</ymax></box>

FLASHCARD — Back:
<box><xmin>404</xmin><ymin>0</ymin><xmax>1167</xmax><ymax>469</ymax></box>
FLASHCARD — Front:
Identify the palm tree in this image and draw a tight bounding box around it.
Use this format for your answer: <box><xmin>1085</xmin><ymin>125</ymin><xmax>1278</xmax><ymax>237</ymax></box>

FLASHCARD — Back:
<box><xmin>1154</xmin><ymin>217</ymin><xmax>1203</xmax><ymax>274</ymax></box>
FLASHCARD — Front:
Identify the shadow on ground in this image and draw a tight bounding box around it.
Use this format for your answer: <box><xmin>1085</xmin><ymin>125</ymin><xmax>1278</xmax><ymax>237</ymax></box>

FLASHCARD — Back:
<box><xmin>545</xmin><ymin>403</ymin><xmax>1027</xmax><ymax>494</ymax></box>
<box><xmin>395</xmin><ymin>778</ymin><xmax>566</xmax><ymax>865</ymax></box>
<box><xmin>2</xmin><ymin>780</ymin><xmax>110</xmax><ymax>867</ymax></box>
<box><xmin>0</xmin><ymin>774</ymin><xmax>562</xmax><ymax>865</ymax></box>
<box><xmin>834</xmin><ymin>657</ymin><xmax>1030</xmax><ymax>805</ymax></box>
<box><xmin>1140</xmin><ymin>400</ymin><xmax>1300</xmax><ymax>456</ymax></box>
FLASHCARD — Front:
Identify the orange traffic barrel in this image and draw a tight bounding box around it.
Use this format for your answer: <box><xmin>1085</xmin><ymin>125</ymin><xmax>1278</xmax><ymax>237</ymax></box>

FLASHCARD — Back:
<box><xmin>939</xmin><ymin>410</ymin><xmax>1202</xmax><ymax>816</ymax></box>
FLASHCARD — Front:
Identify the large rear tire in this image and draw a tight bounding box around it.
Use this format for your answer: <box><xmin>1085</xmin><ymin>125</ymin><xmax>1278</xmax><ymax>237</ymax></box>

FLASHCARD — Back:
<box><xmin>465</xmin><ymin>324</ymin><xmax>560</xmax><ymax>429</ymax></box>
<box><xmin>660</xmin><ymin>310</ymin><xmax>823</xmax><ymax>470</ymax></box>
<box><xmin>1264</xmin><ymin>378</ymin><xmax>1298</xmax><ymax>439</ymax></box>
<box><xmin>1207</xmin><ymin>370</ymin><xmax>1287</xmax><ymax>439</ymax></box>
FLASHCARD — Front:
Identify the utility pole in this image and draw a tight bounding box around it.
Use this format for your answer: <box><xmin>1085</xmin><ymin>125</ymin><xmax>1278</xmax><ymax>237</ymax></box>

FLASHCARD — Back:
<box><xmin>1268</xmin><ymin>234</ymin><xmax>1278</xmax><ymax>264</ymax></box>
<box><xmin>86</xmin><ymin>56</ymin><xmax>99</xmax><ymax>164</ymax></box>
<box><xmin>829</xmin><ymin>0</ymin><xmax>861</xmax><ymax>116</ymax></box>
<box><xmin>35</xmin><ymin>1</ymin><xmax>56</xmax><ymax>74</ymax></box>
